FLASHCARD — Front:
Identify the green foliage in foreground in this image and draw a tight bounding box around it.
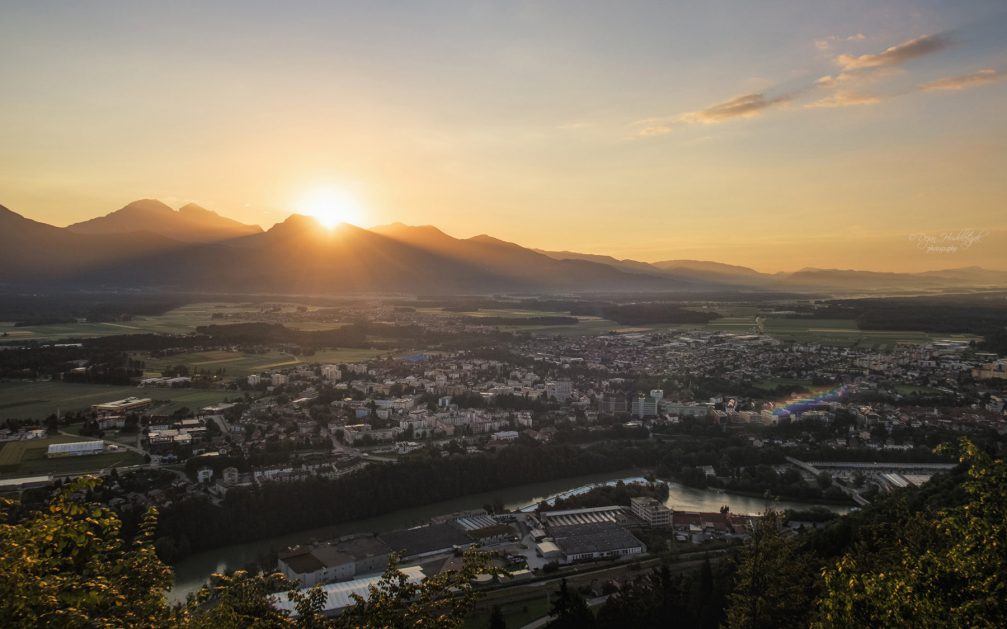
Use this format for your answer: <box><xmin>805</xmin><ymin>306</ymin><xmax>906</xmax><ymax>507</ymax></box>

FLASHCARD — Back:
<box><xmin>2</xmin><ymin>438</ymin><xmax>1005</xmax><ymax>628</ymax></box>
<box><xmin>718</xmin><ymin>438</ymin><xmax>1007</xmax><ymax>629</ymax></box>
<box><xmin>811</xmin><ymin>438</ymin><xmax>1007</xmax><ymax>628</ymax></box>
<box><xmin>0</xmin><ymin>477</ymin><xmax>491</xmax><ymax>628</ymax></box>
<box><xmin>0</xmin><ymin>479</ymin><xmax>174</xmax><ymax>627</ymax></box>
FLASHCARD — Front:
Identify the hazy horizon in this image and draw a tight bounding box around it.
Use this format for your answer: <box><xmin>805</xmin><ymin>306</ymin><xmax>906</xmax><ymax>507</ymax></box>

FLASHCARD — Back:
<box><xmin>4</xmin><ymin>197</ymin><xmax>1006</xmax><ymax>275</ymax></box>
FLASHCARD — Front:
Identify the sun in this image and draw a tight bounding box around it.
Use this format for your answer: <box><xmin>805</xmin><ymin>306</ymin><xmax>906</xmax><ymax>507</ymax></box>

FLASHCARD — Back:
<box><xmin>296</xmin><ymin>187</ymin><xmax>365</xmax><ymax>228</ymax></box>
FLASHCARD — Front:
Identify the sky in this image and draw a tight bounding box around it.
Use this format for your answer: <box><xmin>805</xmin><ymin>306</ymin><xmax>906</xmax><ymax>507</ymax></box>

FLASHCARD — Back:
<box><xmin>1</xmin><ymin>0</ymin><xmax>1006</xmax><ymax>272</ymax></box>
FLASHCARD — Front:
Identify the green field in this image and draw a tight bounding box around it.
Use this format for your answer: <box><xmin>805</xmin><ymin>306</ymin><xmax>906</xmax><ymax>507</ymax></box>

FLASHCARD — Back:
<box><xmin>137</xmin><ymin>350</ymin><xmax>303</xmax><ymax>377</ymax></box>
<box><xmin>0</xmin><ymin>434</ymin><xmax>144</xmax><ymax>477</ymax></box>
<box><xmin>0</xmin><ymin>302</ymin><xmax>347</xmax><ymax>342</ymax></box>
<box><xmin>463</xmin><ymin>596</ymin><xmax>551</xmax><ymax>629</ymax></box>
<box><xmin>304</xmin><ymin>348</ymin><xmax>389</xmax><ymax>363</ymax></box>
<box><xmin>136</xmin><ymin>348</ymin><xmax>388</xmax><ymax>378</ymax></box>
<box><xmin>0</xmin><ymin>382</ymin><xmax>238</xmax><ymax>421</ymax></box>
<box><xmin>760</xmin><ymin>317</ymin><xmax>981</xmax><ymax>349</ymax></box>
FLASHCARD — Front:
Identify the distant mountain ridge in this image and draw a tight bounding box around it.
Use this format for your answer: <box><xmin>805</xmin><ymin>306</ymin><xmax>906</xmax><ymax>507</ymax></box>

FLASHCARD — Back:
<box><xmin>537</xmin><ymin>249</ymin><xmax>1007</xmax><ymax>292</ymax></box>
<box><xmin>1</xmin><ymin>199</ymin><xmax>1006</xmax><ymax>294</ymax></box>
<box><xmin>67</xmin><ymin>199</ymin><xmax>262</xmax><ymax>243</ymax></box>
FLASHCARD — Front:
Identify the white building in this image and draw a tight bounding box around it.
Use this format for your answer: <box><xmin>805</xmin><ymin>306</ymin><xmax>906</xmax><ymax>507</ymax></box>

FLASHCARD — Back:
<box><xmin>47</xmin><ymin>441</ymin><xmax>105</xmax><ymax>458</ymax></box>
<box><xmin>545</xmin><ymin>380</ymin><xmax>573</xmax><ymax>401</ymax></box>
<box><xmin>273</xmin><ymin>567</ymin><xmax>425</xmax><ymax>617</ymax></box>
<box><xmin>631</xmin><ymin>394</ymin><xmax>659</xmax><ymax>418</ymax></box>
<box><xmin>630</xmin><ymin>496</ymin><xmax>671</xmax><ymax>527</ymax></box>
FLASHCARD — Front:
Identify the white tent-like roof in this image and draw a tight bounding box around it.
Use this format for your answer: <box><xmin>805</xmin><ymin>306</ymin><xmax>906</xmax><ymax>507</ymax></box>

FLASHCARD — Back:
<box><xmin>272</xmin><ymin>566</ymin><xmax>426</xmax><ymax>616</ymax></box>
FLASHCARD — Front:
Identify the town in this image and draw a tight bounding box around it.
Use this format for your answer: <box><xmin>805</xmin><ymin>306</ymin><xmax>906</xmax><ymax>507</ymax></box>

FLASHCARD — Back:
<box><xmin>3</xmin><ymin>298</ymin><xmax>1005</xmax><ymax>622</ymax></box>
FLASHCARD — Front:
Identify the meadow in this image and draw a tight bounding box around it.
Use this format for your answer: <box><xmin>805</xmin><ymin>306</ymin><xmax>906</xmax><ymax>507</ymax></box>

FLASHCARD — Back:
<box><xmin>0</xmin><ymin>434</ymin><xmax>144</xmax><ymax>477</ymax></box>
<box><xmin>136</xmin><ymin>348</ymin><xmax>388</xmax><ymax>378</ymax></box>
<box><xmin>0</xmin><ymin>302</ymin><xmax>346</xmax><ymax>342</ymax></box>
<box><xmin>759</xmin><ymin>317</ymin><xmax>980</xmax><ymax>349</ymax></box>
<box><xmin>0</xmin><ymin>381</ymin><xmax>238</xmax><ymax>421</ymax></box>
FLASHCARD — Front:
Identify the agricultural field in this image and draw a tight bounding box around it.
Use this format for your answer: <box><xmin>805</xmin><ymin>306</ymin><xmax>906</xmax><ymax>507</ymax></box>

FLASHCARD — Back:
<box><xmin>415</xmin><ymin>307</ymin><xmax>565</xmax><ymax>318</ymax></box>
<box><xmin>302</xmin><ymin>348</ymin><xmax>389</xmax><ymax>363</ymax></box>
<box><xmin>0</xmin><ymin>301</ymin><xmax>346</xmax><ymax>342</ymax></box>
<box><xmin>136</xmin><ymin>350</ymin><xmax>303</xmax><ymax>378</ymax></box>
<box><xmin>759</xmin><ymin>317</ymin><xmax>981</xmax><ymax>350</ymax></box>
<box><xmin>0</xmin><ymin>434</ymin><xmax>143</xmax><ymax>477</ymax></box>
<box><xmin>136</xmin><ymin>348</ymin><xmax>388</xmax><ymax>378</ymax></box>
<box><xmin>0</xmin><ymin>381</ymin><xmax>237</xmax><ymax>421</ymax></box>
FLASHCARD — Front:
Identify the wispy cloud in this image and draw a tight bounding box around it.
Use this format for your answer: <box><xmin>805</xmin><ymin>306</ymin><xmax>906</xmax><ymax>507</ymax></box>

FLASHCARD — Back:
<box><xmin>836</xmin><ymin>34</ymin><xmax>948</xmax><ymax>71</ymax></box>
<box><xmin>635</xmin><ymin>122</ymin><xmax>675</xmax><ymax>137</ymax></box>
<box><xmin>633</xmin><ymin>92</ymin><xmax>792</xmax><ymax>136</ymax></box>
<box><xmin>921</xmin><ymin>68</ymin><xmax>1002</xmax><ymax>91</ymax></box>
<box><xmin>681</xmin><ymin>92</ymin><xmax>792</xmax><ymax>124</ymax></box>
<box><xmin>815</xmin><ymin>33</ymin><xmax>865</xmax><ymax>52</ymax></box>
<box><xmin>805</xmin><ymin>92</ymin><xmax>880</xmax><ymax>109</ymax></box>
<box><xmin>635</xmin><ymin>32</ymin><xmax>967</xmax><ymax>135</ymax></box>
<box><xmin>807</xmin><ymin>34</ymin><xmax>951</xmax><ymax>109</ymax></box>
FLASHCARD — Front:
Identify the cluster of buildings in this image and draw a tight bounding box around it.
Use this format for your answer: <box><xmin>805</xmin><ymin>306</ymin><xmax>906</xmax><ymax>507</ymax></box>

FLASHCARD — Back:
<box><xmin>83</xmin><ymin>325</ymin><xmax>997</xmax><ymax>496</ymax></box>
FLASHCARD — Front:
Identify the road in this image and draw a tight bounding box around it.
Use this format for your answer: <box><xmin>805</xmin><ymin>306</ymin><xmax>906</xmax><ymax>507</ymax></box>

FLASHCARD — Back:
<box><xmin>468</xmin><ymin>549</ymin><xmax>734</xmax><ymax>627</ymax></box>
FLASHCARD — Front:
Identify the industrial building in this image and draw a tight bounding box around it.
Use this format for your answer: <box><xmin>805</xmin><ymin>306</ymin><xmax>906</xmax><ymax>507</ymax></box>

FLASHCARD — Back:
<box><xmin>278</xmin><ymin>536</ymin><xmax>392</xmax><ymax>587</ymax></box>
<box><xmin>550</xmin><ymin>522</ymin><xmax>646</xmax><ymax>563</ymax></box>
<box><xmin>378</xmin><ymin>522</ymin><xmax>472</xmax><ymax>561</ymax></box>
<box><xmin>46</xmin><ymin>441</ymin><xmax>105</xmax><ymax>458</ymax></box>
<box><xmin>91</xmin><ymin>397</ymin><xmax>151</xmax><ymax>415</ymax></box>
<box><xmin>273</xmin><ymin>566</ymin><xmax>426</xmax><ymax>617</ymax></box>
<box><xmin>539</xmin><ymin>505</ymin><xmax>629</xmax><ymax>528</ymax></box>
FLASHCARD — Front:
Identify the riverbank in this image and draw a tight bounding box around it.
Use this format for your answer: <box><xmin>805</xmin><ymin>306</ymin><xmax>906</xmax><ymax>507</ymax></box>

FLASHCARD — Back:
<box><xmin>168</xmin><ymin>469</ymin><xmax>851</xmax><ymax>602</ymax></box>
<box><xmin>674</xmin><ymin>483</ymin><xmax>857</xmax><ymax>507</ymax></box>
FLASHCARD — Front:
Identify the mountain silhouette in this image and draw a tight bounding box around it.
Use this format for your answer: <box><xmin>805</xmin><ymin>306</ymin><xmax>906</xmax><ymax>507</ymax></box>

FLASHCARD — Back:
<box><xmin>67</xmin><ymin>199</ymin><xmax>261</xmax><ymax>243</ymax></box>
<box><xmin>1</xmin><ymin>200</ymin><xmax>1005</xmax><ymax>294</ymax></box>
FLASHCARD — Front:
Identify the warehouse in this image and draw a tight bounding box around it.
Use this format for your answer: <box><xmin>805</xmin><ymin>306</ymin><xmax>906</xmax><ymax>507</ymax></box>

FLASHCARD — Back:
<box><xmin>378</xmin><ymin>522</ymin><xmax>472</xmax><ymax>561</ymax></box>
<box><xmin>539</xmin><ymin>505</ymin><xmax>629</xmax><ymax>528</ymax></box>
<box><xmin>46</xmin><ymin>441</ymin><xmax>106</xmax><ymax>458</ymax></box>
<box><xmin>91</xmin><ymin>397</ymin><xmax>152</xmax><ymax>415</ymax></box>
<box><xmin>273</xmin><ymin>567</ymin><xmax>426</xmax><ymax>617</ymax></box>
<box><xmin>551</xmin><ymin>522</ymin><xmax>646</xmax><ymax>563</ymax></box>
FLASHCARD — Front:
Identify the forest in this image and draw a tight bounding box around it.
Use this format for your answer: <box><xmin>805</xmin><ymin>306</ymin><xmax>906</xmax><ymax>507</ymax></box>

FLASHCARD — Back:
<box><xmin>147</xmin><ymin>441</ymin><xmax>661</xmax><ymax>562</ymax></box>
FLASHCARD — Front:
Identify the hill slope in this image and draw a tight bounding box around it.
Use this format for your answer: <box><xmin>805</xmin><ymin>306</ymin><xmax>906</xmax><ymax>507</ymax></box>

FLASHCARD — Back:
<box><xmin>67</xmin><ymin>199</ymin><xmax>262</xmax><ymax>243</ymax></box>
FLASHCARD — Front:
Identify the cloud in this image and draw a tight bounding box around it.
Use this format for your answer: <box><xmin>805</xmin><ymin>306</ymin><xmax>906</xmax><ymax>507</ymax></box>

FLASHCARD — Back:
<box><xmin>921</xmin><ymin>68</ymin><xmax>1002</xmax><ymax>91</ymax></box>
<box><xmin>836</xmin><ymin>33</ymin><xmax>948</xmax><ymax>71</ymax></box>
<box><xmin>680</xmin><ymin>92</ymin><xmax>792</xmax><ymax>124</ymax></box>
<box><xmin>635</xmin><ymin>33</ymin><xmax>959</xmax><ymax>136</ymax></box>
<box><xmin>809</xmin><ymin>34</ymin><xmax>949</xmax><ymax>109</ymax></box>
<box><xmin>633</xmin><ymin>92</ymin><xmax>791</xmax><ymax>136</ymax></box>
<box><xmin>815</xmin><ymin>33</ymin><xmax>865</xmax><ymax>51</ymax></box>
<box><xmin>805</xmin><ymin>92</ymin><xmax>881</xmax><ymax>109</ymax></box>
<box><xmin>636</xmin><ymin>123</ymin><xmax>674</xmax><ymax>137</ymax></box>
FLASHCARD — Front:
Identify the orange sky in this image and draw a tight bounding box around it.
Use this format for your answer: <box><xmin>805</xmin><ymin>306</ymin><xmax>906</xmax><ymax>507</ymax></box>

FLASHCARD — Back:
<box><xmin>1</xmin><ymin>2</ymin><xmax>1005</xmax><ymax>272</ymax></box>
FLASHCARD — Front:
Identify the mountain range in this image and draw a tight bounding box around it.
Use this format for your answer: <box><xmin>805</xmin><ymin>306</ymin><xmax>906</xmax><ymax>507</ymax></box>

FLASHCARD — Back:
<box><xmin>2</xmin><ymin>199</ymin><xmax>1006</xmax><ymax>295</ymax></box>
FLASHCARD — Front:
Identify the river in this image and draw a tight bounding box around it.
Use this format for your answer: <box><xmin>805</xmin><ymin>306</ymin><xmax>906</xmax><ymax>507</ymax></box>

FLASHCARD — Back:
<box><xmin>169</xmin><ymin>470</ymin><xmax>851</xmax><ymax>602</ymax></box>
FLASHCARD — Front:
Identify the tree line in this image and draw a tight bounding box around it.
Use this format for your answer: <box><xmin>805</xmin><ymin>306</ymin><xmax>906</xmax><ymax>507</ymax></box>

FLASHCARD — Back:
<box><xmin>150</xmin><ymin>441</ymin><xmax>660</xmax><ymax>562</ymax></box>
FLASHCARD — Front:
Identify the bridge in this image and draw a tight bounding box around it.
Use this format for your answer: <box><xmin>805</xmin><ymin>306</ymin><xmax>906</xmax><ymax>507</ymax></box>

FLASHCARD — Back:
<box><xmin>807</xmin><ymin>461</ymin><xmax>956</xmax><ymax>472</ymax></box>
